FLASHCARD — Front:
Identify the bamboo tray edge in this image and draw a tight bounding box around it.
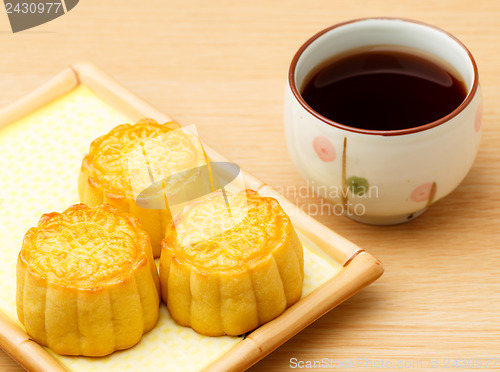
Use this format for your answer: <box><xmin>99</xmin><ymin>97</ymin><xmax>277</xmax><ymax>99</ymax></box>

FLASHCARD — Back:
<box><xmin>0</xmin><ymin>62</ymin><xmax>384</xmax><ymax>372</ymax></box>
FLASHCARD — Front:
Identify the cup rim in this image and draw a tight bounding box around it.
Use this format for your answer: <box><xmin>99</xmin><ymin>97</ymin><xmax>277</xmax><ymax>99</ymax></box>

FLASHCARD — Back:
<box><xmin>288</xmin><ymin>17</ymin><xmax>479</xmax><ymax>136</ymax></box>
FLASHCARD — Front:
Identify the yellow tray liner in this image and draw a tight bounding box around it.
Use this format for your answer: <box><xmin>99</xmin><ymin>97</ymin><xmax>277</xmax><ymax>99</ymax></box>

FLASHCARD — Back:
<box><xmin>0</xmin><ymin>85</ymin><xmax>341</xmax><ymax>371</ymax></box>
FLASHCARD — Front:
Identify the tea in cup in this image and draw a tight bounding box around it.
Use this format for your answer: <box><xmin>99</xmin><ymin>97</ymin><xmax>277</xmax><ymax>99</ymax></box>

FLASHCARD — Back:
<box><xmin>284</xmin><ymin>18</ymin><xmax>481</xmax><ymax>224</ymax></box>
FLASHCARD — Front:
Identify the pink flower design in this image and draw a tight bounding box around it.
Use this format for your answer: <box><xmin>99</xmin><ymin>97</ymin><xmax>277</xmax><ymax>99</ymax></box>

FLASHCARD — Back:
<box><xmin>313</xmin><ymin>136</ymin><xmax>336</xmax><ymax>162</ymax></box>
<box><xmin>410</xmin><ymin>182</ymin><xmax>436</xmax><ymax>203</ymax></box>
<box><xmin>474</xmin><ymin>104</ymin><xmax>483</xmax><ymax>132</ymax></box>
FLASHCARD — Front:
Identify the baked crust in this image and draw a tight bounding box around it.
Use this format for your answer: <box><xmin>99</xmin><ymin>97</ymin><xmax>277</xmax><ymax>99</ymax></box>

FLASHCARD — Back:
<box><xmin>17</xmin><ymin>203</ymin><xmax>160</xmax><ymax>356</ymax></box>
<box><xmin>159</xmin><ymin>189</ymin><xmax>304</xmax><ymax>336</ymax></box>
<box><xmin>78</xmin><ymin>118</ymin><xmax>207</xmax><ymax>257</ymax></box>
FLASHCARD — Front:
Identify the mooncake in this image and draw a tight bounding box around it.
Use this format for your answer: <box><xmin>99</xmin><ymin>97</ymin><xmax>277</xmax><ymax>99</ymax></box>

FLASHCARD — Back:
<box><xmin>79</xmin><ymin>118</ymin><xmax>207</xmax><ymax>257</ymax></box>
<box><xmin>16</xmin><ymin>204</ymin><xmax>160</xmax><ymax>356</ymax></box>
<box><xmin>159</xmin><ymin>189</ymin><xmax>304</xmax><ymax>336</ymax></box>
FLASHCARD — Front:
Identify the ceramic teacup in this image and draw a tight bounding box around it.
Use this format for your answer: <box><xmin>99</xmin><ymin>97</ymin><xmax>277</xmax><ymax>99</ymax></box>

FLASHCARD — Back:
<box><xmin>284</xmin><ymin>17</ymin><xmax>481</xmax><ymax>225</ymax></box>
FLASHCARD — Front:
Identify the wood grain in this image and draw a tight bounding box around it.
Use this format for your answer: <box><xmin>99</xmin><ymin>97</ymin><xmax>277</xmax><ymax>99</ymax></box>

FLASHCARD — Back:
<box><xmin>0</xmin><ymin>313</ymin><xmax>66</xmax><ymax>372</ymax></box>
<box><xmin>0</xmin><ymin>63</ymin><xmax>382</xmax><ymax>371</ymax></box>
<box><xmin>1</xmin><ymin>0</ymin><xmax>499</xmax><ymax>370</ymax></box>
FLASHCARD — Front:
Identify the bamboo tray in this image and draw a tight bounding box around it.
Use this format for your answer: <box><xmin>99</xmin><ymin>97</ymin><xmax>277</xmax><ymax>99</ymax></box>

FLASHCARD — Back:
<box><xmin>0</xmin><ymin>63</ymin><xmax>383</xmax><ymax>372</ymax></box>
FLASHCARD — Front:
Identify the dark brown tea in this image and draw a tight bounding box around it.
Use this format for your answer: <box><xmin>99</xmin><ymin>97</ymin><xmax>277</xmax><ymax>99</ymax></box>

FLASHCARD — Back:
<box><xmin>300</xmin><ymin>48</ymin><xmax>467</xmax><ymax>131</ymax></box>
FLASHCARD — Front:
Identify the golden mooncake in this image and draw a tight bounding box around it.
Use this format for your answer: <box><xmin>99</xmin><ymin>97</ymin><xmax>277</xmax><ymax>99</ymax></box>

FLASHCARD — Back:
<box><xmin>159</xmin><ymin>189</ymin><xmax>304</xmax><ymax>336</ymax></box>
<box><xmin>79</xmin><ymin>118</ymin><xmax>207</xmax><ymax>257</ymax></box>
<box><xmin>17</xmin><ymin>204</ymin><xmax>160</xmax><ymax>356</ymax></box>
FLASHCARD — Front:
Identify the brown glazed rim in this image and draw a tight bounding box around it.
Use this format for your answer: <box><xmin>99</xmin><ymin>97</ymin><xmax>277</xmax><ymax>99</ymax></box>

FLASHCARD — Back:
<box><xmin>288</xmin><ymin>17</ymin><xmax>479</xmax><ymax>136</ymax></box>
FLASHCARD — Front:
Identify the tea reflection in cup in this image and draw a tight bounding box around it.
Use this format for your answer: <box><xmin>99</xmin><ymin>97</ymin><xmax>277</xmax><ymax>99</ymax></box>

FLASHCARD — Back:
<box><xmin>284</xmin><ymin>17</ymin><xmax>481</xmax><ymax>225</ymax></box>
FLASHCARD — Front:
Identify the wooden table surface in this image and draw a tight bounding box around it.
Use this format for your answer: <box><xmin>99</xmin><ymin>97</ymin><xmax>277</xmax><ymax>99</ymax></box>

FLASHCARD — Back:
<box><xmin>1</xmin><ymin>1</ymin><xmax>499</xmax><ymax>371</ymax></box>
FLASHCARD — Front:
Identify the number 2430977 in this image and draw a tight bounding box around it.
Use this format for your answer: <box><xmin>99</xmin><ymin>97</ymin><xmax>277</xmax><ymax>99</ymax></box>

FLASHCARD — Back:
<box><xmin>5</xmin><ymin>2</ymin><xmax>62</xmax><ymax>14</ymax></box>
<box><xmin>443</xmin><ymin>358</ymin><xmax>499</xmax><ymax>368</ymax></box>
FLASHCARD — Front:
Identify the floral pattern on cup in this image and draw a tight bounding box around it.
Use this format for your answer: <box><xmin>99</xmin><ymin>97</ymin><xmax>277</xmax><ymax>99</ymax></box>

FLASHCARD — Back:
<box><xmin>474</xmin><ymin>104</ymin><xmax>483</xmax><ymax>132</ymax></box>
<box><xmin>410</xmin><ymin>182</ymin><xmax>437</xmax><ymax>205</ymax></box>
<box><xmin>313</xmin><ymin>136</ymin><xmax>336</xmax><ymax>162</ymax></box>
